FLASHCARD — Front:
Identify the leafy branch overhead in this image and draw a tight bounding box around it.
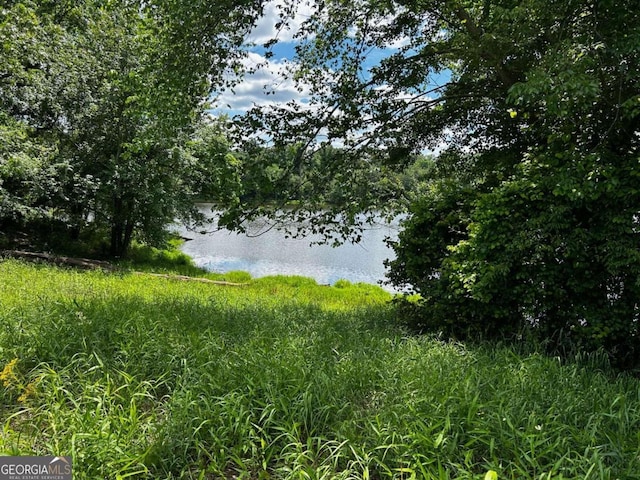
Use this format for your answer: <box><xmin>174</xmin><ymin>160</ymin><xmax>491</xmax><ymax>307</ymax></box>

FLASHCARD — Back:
<box><xmin>243</xmin><ymin>0</ymin><xmax>637</xmax><ymax>159</ymax></box>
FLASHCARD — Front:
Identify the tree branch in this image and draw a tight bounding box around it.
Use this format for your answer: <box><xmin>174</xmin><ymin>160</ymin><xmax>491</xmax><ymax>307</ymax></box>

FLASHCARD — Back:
<box><xmin>453</xmin><ymin>5</ymin><xmax>516</xmax><ymax>88</ymax></box>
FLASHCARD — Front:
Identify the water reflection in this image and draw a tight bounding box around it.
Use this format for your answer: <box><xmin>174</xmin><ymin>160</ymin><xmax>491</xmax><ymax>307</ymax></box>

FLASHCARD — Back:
<box><xmin>176</xmin><ymin>205</ymin><xmax>400</xmax><ymax>290</ymax></box>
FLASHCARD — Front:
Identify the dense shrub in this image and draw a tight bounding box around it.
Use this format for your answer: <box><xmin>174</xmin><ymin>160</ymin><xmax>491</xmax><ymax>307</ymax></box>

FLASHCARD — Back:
<box><xmin>387</xmin><ymin>153</ymin><xmax>640</xmax><ymax>369</ymax></box>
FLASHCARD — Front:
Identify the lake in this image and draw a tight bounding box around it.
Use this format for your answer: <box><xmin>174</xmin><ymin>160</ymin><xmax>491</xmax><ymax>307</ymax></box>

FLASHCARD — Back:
<box><xmin>176</xmin><ymin>205</ymin><xmax>401</xmax><ymax>291</ymax></box>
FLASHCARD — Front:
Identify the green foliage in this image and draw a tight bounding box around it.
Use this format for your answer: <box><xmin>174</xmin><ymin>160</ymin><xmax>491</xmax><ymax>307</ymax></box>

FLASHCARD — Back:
<box><xmin>0</xmin><ymin>0</ymin><xmax>260</xmax><ymax>257</ymax></box>
<box><xmin>391</xmin><ymin>148</ymin><xmax>640</xmax><ymax>366</ymax></box>
<box><xmin>2</xmin><ymin>261</ymin><xmax>640</xmax><ymax>478</ymax></box>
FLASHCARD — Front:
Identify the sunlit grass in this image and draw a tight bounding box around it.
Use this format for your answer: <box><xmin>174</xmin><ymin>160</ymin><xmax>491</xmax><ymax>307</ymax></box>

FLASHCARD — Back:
<box><xmin>1</xmin><ymin>259</ymin><xmax>640</xmax><ymax>479</ymax></box>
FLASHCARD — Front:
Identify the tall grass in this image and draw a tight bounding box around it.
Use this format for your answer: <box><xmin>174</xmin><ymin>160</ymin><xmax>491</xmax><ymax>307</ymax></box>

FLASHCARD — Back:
<box><xmin>1</xmin><ymin>259</ymin><xmax>640</xmax><ymax>479</ymax></box>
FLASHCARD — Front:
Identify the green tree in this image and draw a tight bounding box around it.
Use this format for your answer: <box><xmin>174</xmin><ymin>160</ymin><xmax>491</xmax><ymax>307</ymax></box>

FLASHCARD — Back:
<box><xmin>242</xmin><ymin>0</ymin><xmax>640</xmax><ymax>365</ymax></box>
<box><xmin>1</xmin><ymin>0</ymin><xmax>263</xmax><ymax>256</ymax></box>
<box><xmin>0</xmin><ymin>2</ymin><xmax>71</xmax><ymax>230</ymax></box>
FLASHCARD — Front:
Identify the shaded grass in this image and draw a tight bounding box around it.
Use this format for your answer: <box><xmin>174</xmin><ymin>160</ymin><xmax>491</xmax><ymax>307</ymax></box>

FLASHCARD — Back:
<box><xmin>1</xmin><ymin>259</ymin><xmax>640</xmax><ymax>479</ymax></box>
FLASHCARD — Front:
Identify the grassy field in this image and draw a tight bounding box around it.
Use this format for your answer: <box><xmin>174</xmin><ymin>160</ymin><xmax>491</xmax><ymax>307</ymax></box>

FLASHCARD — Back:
<box><xmin>1</xmin><ymin>258</ymin><xmax>640</xmax><ymax>479</ymax></box>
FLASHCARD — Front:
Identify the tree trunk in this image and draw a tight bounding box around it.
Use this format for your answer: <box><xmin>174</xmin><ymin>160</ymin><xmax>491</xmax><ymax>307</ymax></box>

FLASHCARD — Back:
<box><xmin>110</xmin><ymin>221</ymin><xmax>124</xmax><ymax>257</ymax></box>
<box><xmin>109</xmin><ymin>196</ymin><xmax>133</xmax><ymax>257</ymax></box>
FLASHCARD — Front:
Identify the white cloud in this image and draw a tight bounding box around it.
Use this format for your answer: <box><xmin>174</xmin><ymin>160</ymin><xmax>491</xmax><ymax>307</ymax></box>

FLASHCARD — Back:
<box><xmin>247</xmin><ymin>0</ymin><xmax>315</xmax><ymax>45</ymax></box>
<box><xmin>209</xmin><ymin>0</ymin><xmax>320</xmax><ymax>116</ymax></box>
<box><xmin>212</xmin><ymin>52</ymin><xmax>312</xmax><ymax>116</ymax></box>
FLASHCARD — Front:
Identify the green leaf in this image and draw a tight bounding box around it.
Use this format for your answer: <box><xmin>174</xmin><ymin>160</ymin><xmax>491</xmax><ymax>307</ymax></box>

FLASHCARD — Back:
<box><xmin>485</xmin><ymin>470</ymin><xmax>498</xmax><ymax>480</ymax></box>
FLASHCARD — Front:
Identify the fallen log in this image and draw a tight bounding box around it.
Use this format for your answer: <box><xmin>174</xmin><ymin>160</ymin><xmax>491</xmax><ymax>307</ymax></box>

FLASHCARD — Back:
<box><xmin>2</xmin><ymin>250</ymin><xmax>116</xmax><ymax>271</ymax></box>
<box><xmin>132</xmin><ymin>272</ymin><xmax>247</xmax><ymax>286</ymax></box>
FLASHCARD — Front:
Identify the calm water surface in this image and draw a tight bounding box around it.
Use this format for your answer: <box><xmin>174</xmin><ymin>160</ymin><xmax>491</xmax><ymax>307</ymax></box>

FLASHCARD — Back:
<box><xmin>177</xmin><ymin>205</ymin><xmax>400</xmax><ymax>290</ymax></box>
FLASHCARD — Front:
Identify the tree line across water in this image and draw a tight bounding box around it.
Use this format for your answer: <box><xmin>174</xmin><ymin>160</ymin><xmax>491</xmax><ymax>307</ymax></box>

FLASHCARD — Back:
<box><xmin>1</xmin><ymin>0</ymin><xmax>639</xmax><ymax>368</ymax></box>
